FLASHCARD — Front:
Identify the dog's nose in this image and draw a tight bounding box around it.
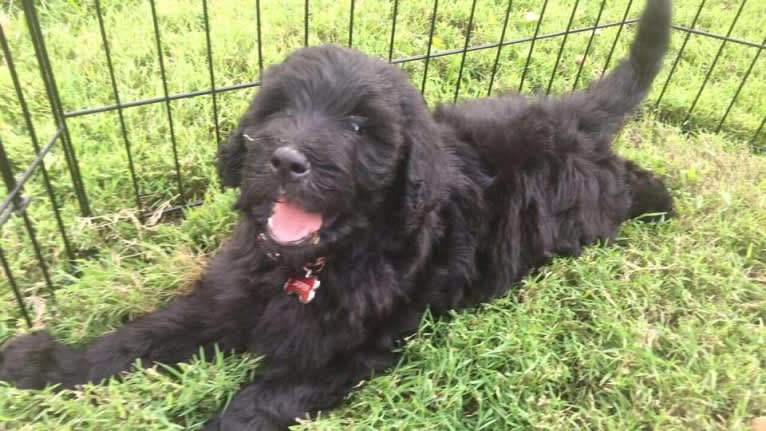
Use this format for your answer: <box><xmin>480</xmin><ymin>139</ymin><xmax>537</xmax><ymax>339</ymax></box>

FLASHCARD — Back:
<box><xmin>271</xmin><ymin>147</ymin><xmax>310</xmax><ymax>180</ymax></box>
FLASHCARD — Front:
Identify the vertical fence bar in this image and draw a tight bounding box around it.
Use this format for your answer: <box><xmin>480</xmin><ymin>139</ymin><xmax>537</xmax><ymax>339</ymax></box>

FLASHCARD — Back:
<box><xmin>202</xmin><ymin>0</ymin><xmax>221</xmax><ymax>145</ymax></box>
<box><xmin>716</xmin><ymin>35</ymin><xmax>765</xmax><ymax>133</ymax></box>
<box><xmin>420</xmin><ymin>0</ymin><xmax>440</xmax><ymax>95</ymax></box>
<box><xmin>0</xmin><ymin>24</ymin><xmax>73</xmax><ymax>261</ymax></box>
<box><xmin>22</xmin><ymin>0</ymin><xmax>91</xmax><ymax>217</ymax></box>
<box><xmin>304</xmin><ymin>0</ymin><xmax>309</xmax><ymax>47</ymax></box>
<box><xmin>256</xmin><ymin>0</ymin><xmax>264</xmax><ymax>74</ymax></box>
<box><xmin>388</xmin><ymin>0</ymin><xmax>399</xmax><ymax>62</ymax></box>
<box><xmin>518</xmin><ymin>0</ymin><xmax>549</xmax><ymax>93</ymax></box>
<box><xmin>19</xmin><ymin>211</ymin><xmax>55</xmax><ymax>297</ymax></box>
<box><xmin>0</xmin><ymin>246</ymin><xmax>32</xmax><ymax>328</ymax></box>
<box><xmin>572</xmin><ymin>0</ymin><xmax>607</xmax><ymax>90</ymax></box>
<box><xmin>683</xmin><ymin>0</ymin><xmax>747</xmax><ymax>128</ymax></box>
<box><xmin>655</xmin><ymin>0</ymin><xmax>706</xmax><ymax>109</ymax></box>
<box><xmin>149</xmin><ymin>0</ymin><xmax>186</xmax><ymax>204</ymax></box>
<box><xmin>348</xmin><ymin>0</ymin><xmax>355</xmax><ymax>47</ymax></box>
<box><xmin>546</xmin><ymin>0</ymin><xmax>580</xmax><ymax>94</ymax></box>
<box><xmin>751</xmin><ymin>116</ymin><xmax>766</xmax><ymax>151</ymax></box>
<box><xmin>599</xmin><ymin>0</ymin><xmax>635</xmax><ymax>78</ymax></box>
<box><xmin>0</xmin><ymin>137</ymin><xmax>55</xmax><ymax>299</ymax></box>
<box><xmin>487</xmin><ymin>0</ymin><xmax>513</xmax><ymax>97</ymax></box>
<box><xmin>95</xmin><ymin>0</ymin><xmax>142</xmax><ymax>211</ymax></box>
<box><xmin>453</xmin><ymin>0</ymin><xmax>478</xmax><ymax>102</ymax></box>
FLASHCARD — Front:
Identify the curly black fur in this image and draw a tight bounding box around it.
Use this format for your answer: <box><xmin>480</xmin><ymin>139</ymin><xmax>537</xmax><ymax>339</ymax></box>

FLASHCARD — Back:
<box><xmin>1</xmin><ymin>1</ymin><xmax>673</xmax><ymax>429</ymax></box>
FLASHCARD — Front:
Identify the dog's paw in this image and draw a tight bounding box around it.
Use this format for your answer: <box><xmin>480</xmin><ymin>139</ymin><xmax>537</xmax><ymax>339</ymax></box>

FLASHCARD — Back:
<box><xmin>0</xmin><ymin>331</ymin><xmax>82</xmax><ymax>389</ymax></box>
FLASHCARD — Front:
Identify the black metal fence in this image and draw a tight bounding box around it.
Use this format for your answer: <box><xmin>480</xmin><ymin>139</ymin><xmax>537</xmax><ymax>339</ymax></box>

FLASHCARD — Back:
<box><xmin>1</xmin><ymin>0</ymin><xmax>765</xmax><ymax>327</ymax></box>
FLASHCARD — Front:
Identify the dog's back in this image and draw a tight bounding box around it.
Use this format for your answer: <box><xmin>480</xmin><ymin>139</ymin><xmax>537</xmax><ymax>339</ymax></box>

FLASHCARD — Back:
<box><xmin>435</xmin><ymin>0</ymin><xmax>671</xmax><ymax>171</ymax></box>
<box><xmin>434</xmin><ymin>0</ymin><xmax>674</xmax><ymax>302</ymax></box>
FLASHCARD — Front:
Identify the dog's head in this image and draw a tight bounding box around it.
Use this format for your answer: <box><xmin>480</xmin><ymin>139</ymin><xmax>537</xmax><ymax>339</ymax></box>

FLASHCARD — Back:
<box><xmin>217</xmin><ymin>45</ymin><xmax>447</xmax><ymax>262</ymax></box>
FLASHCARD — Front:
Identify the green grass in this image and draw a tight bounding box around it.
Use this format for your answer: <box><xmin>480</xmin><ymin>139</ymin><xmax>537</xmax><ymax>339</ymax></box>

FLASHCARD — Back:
<box><xmin>1</xmin><ymin>0</ymin><xmax>765</xmax><ymax>429</ymax></box>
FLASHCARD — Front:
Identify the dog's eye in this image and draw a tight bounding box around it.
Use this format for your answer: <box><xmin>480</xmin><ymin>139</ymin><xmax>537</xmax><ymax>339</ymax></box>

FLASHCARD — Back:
<box><xmin>347</xmin><ymin>116</ymin><xmax>366</xmax><ymax>133</ymax></box>
<box><xmin>284</xmin><ymin>108</ymin><xmax>294</xmax><ymax>117</ymax></box>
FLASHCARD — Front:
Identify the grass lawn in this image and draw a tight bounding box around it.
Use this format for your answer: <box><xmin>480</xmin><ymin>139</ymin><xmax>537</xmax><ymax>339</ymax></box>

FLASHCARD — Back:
<box><xmin>1</xmin><ymin>0</ymin><xmax>765</xmax><ymax>429</ymax></box>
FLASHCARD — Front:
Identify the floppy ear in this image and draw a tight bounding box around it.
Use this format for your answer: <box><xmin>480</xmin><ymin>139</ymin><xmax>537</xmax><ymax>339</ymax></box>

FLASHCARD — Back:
<box><xmin>400</xmin><ymin>89</ymin><xmax>450</xmax><ymax>234</ymax></box>
<box><xmin>216</xmin><ymin>128</ymin><xmax>246</xmax><ymax>188</ymax></box>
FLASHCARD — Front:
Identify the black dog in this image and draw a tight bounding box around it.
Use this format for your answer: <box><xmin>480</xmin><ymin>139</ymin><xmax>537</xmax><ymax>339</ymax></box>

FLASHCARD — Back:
<box><xmin>1</xmin><ymin>1</ymin><xmax>673</xmax><ymax>429</ymax></box>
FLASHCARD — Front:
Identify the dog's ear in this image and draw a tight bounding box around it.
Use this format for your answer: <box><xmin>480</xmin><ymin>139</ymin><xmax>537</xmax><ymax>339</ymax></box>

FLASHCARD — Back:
<box><xmin>216</xmin><ymin>128</ymin><xmax>246</xmax><ymax>187</ymax></box>
<box><xmin>400</xmin><ymin>90</ymin><xmax>450</xmax><ymax>234</ymax></box>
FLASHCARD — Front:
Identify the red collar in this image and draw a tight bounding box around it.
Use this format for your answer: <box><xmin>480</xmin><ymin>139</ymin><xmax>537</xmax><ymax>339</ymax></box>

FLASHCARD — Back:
<box><xmin>257</xmin><ymin>232</ymin><xmax>327</xmax><ymax>303</ymax></box>
<box><xmin>283</xmin><ymin>258</ymin><xmax>326</xmax><ymax>304</ymax></box>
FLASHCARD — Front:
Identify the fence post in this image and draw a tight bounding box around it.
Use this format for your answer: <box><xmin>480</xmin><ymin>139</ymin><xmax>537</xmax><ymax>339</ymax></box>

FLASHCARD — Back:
<box><xmin>22</xmin><ymin>0</ymin><xmax>91</xmax><ymax>217</ymax></box>
<box><xmin>1</xmin><ymin>23</ymin><xmax>74</xmax><ymax>261</ymax></box>
<box><xmin>0</xmin><ymin>135</ymin><xmax>57</xmax><ymax>328</ymax></box>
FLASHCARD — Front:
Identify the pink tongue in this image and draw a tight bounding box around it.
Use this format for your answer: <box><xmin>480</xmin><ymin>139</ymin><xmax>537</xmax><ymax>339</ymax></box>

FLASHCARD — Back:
<box><xmin>268</xmin><ymin>200</ymin><xmax>323</xmax><ymax>243</ymax></box>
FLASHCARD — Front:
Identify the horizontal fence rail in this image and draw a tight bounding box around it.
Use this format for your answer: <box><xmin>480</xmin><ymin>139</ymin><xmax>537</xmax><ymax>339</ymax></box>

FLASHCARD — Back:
<box><xmin>53</xmin><ymin>20</ymin><xmax>766</xmax><ymax>121</ymax></box>
<box><xmin>1</xmin><ymin>0</ymin><xmax>765</xmax><ymax>326</ymax></box>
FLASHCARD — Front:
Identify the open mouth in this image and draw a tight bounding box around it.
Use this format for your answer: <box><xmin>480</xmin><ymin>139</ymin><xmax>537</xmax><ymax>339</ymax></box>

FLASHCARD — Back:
<box><xmin>266</xmin><ymin>197</ymin><xmax>324</xmax><ymax>245</ymax></box>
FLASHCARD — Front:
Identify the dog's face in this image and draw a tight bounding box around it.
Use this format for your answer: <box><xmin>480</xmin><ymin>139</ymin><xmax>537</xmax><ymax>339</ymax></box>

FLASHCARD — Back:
<box><xmin>217</xmin><ymin>45</ymin><xmax>443</xmax><ymax>261</ymax></box>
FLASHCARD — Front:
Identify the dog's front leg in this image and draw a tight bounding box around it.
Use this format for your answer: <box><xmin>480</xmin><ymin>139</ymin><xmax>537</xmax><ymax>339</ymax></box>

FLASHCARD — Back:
<box><xmin>203</xmin><ymin>368</ymin><xmax>348</xmax><ymax>431</ymax></box>
<box><xmin>0</xmin><ymin>286</ymin><xmax>235</xmax><ymax>389</ymax></box>
<box><xmin>205</xmin><ymin>350</ymin><xmax>397</xmax><ymax>431</ymax></box>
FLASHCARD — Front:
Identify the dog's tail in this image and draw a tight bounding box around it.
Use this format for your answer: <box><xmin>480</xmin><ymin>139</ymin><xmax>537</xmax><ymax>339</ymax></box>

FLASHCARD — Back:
<box><xmin>569</xmin><ymin>0</ymin><xmax>671</xmax><ymax>135</ymax></box>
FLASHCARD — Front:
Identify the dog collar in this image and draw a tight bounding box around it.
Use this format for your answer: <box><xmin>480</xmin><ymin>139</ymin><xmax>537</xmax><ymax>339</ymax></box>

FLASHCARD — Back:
<box><xmin>283</xmin><ymin>258</ymin><xmax>326</xmax><ymax>304</ymax></box>
<box><xmin>257</xmin><ymin>232</ymin><xmax>327</xmax><ymax>304</ymax></box>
